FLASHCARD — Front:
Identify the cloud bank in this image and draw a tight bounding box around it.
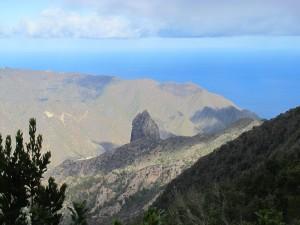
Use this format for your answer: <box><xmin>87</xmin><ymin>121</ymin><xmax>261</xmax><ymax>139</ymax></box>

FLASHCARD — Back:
<box><xmin>2</xmin><ymin>0</ymin><xmax>300</xmax><ymax>38</ymax></box>
<box><xmin>15</xmin><ymin>8</ymin><xmax>141</xmax><ymax>38</ymax></box>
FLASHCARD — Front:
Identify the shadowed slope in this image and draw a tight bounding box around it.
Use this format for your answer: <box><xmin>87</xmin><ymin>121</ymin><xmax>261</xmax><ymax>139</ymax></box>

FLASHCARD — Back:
<box><xmin>154</xmin><ymin>106</ymin><xmax>300</xmax><ymax>225</ymax></box>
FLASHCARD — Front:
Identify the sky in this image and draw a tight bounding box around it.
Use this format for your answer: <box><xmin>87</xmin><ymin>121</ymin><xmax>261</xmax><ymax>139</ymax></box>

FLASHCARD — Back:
<box><xmin>1</xmin><ymin>0</ymin><xmax>300</xmax><ymax>38</ymax></box>
<box><xmin>0</xmin><ymin>0</ymin><xmax>300</xmax><ymax>118</ymax></box>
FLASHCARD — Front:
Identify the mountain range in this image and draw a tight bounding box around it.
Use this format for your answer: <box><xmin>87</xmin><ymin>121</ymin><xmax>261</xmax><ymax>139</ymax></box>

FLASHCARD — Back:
<box><xmin>51</xmin><ymin>110</ymin><xmax>260</xmax><ymax>225</ymax></box>
<box><xmin>0</xmin><ymin>67</ymin><xmax>265</xmax><ymax>224</ymax></box>
<box><xmin>0</xmin><ymin>68</ymin><xmax>258</xmax><ymax>166</ymax></box>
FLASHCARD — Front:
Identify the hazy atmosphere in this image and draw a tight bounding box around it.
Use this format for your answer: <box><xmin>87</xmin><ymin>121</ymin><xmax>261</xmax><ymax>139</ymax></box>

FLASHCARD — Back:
<box><xmin>0</xmin><ymin>1</ymin><xmax>300</xmax><ymax>225</ymax></box>
<box><xmin>1</xmin><ymin>0</ymin><xmax>300</xmax><ymax>118</ymax></box>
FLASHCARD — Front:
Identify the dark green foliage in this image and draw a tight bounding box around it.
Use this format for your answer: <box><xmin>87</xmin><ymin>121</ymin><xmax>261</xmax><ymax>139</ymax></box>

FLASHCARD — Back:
<box><xmin>113</xmin><ymin>219</ymin><xmax>124</xmax><ymax>225</ymax></box>
<box><xmin>68</xmin><ymin>200</ymin><xmax>89</xmax><ymax>225</ymax></box>
<box><xmin>0</xmin><ymin>119</ymin><xmax>66</xmax><ymax>225</ymax></box>
<box><xmin>0</xmin><ymin>133</ymin><xmax>29</xmax><ymax>225</ymax></box>
<box><xmin>115</xmin><ymin>208</ymin><xmax>165</xmax><ymax>225</ymax></box>
<box><xmin>154</xmin><ymin>107</ymin><xmax>300</xmax><ymax>225</ymax></box>
<box><xmin>31</xmin><ymin>177</ymin><xmax>67</xmax><ymax>225</ymax></box>
<box><xmin>142</xmin><ymin>208</ymin><xmax>165</xmax><ymax>225</ymax></box>
<box><xmin>255</xmin><ymin>209</ymin><xmax>285</xmax><ymax>225</ymax></box>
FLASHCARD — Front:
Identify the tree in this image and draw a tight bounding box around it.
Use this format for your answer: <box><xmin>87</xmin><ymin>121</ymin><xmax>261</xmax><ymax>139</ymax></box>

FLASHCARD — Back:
<box><xmin>0</xmin><ymin>118</ymin><xmax>67</xmax><ymax>225</ymax></box>
<box><xmin>255</xmin><ymin>209</ymin><xmax>285</xmax><ymax>225</ymax></box>
<box><xmin>142</xmin><ymin>208</ymin><xmax>165</xmax><ymax>225</ymax></box>
<box><xmin>31</xmin><ymin>177</ymin><xmax>67</xmax><ymax>225</ymax></box>
<box><xmin>110</xmin><ymin>208</ymin><xmax>165</xmax><ymax>225</ymax></box>
<box><xmin>0</xmin><ymin>132</ymin><xmax>31</xmax><ymax>225</ymax></box>
<box><xmin>68</xmin><ymin>200</ymin><xmax>89</xmax><ymax>225</ymax></box>
<box><xmin>112</xmin><ymin>219</ymin><xmax>124</xmax><ymax>225</ymax></box>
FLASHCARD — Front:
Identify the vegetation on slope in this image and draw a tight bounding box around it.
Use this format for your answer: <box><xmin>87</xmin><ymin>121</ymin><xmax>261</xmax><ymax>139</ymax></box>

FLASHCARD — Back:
<box><xmin>53</xmin><ymin>117</ymin><xmax>259</xmax><ymax>224</ymax></box>
<box><xmin>1</xmin><ymin>105</ymin><xmax>298</xmax><ymax>225</ymax></box>
<box><xmin>153</xmin><ymin>107</ymin><xmax>300</xmax><ymax>225</ymax></box>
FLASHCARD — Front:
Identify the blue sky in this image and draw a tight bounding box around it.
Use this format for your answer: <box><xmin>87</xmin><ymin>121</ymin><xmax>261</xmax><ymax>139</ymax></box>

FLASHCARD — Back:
<box><xmin>0</xmin><ymin>0</ymin><xmax>300</xmax><ymax>118</ymax></box>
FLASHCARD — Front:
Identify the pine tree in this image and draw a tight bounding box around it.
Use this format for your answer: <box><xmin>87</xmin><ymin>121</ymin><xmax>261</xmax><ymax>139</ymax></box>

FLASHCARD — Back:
<box><xmin>68</xmin><ymin>200</ymin><xmax>89</xmax><ymax>225</ymax></box>
<box><xmin>0</xmin><ymin>119</ymin><xmax>67</xmax><ymax>225</ymax></box>
<box><xmin>112</xmin><ymin>219</ymin><xmax>124</xmax><ymax>225</ymax></box>
<box><xmin>0</xmin><ymin>132</ymin><xmax>31</xmax><ymax>225</ymax></box>
<box><xmin>142</xmin><ymin>208</ymin><xmax>165</xmax><ymax>225</ymax></box>
<box><xmin>31</xmin><ymin>177</ymin><xmax>67</xmax><ymax>225</ymax></box>
<box><xmin>255</xmin><ymin>209</ymin><xmax>285</xmax><ymax>225</ymax></box>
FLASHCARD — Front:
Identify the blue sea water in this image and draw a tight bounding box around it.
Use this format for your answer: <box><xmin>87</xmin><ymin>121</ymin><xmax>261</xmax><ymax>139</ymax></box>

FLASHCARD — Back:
<box><xmin>0</xmin><ymin>49</ymin><xmax>299</xmax><ymax>119</ymax></box>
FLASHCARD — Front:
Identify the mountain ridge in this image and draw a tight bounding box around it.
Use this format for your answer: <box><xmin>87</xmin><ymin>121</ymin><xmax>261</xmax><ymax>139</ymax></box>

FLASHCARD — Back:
<box><xmin>153</xmin><ymin>106</ymin><xmax>300</xmax><ymax>225</ymax></box>
<box><xmin>0</xmin><ymin>68</ymin><xmax>257</xmax><ymax>166</ymax></box>
<box><xmin>51</xmin><ymin>111</ymin><xmax>261</xmax><ymax>225</ymax></box>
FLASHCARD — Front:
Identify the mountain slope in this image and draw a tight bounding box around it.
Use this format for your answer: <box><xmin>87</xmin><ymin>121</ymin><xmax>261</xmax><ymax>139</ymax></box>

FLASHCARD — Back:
<box><xmin>154</xmin><ymin>106</ymin><xmax>300</xmax><ymax>225</ymax></box>
<box><xmin>191</xmin><ymin>106</ymin><xmax>259</xmax><ymax>133</ymax></box>
<box><xmin>51</xmin><ymin>111</ymin><xmax>260</xmax><ymax>225</ymax></box>
<box><xmin>0</xmin><ymin>68</ymin><xmax>256</xmax><ymax>165</ymax></box>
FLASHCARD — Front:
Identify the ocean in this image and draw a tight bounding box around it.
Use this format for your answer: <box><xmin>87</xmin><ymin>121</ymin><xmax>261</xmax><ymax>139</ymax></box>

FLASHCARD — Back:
<box><xmin>0</xmin><ymin>49</ymin><xmax>299</xmax><ymax>118</ymax></box>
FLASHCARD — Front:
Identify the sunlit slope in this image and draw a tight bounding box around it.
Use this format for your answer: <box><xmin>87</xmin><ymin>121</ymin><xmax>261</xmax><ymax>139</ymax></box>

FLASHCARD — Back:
<box><xmin>0</xmin><ymin>68</ymin><xmax>254</xmax><ymax>165</ymax></box>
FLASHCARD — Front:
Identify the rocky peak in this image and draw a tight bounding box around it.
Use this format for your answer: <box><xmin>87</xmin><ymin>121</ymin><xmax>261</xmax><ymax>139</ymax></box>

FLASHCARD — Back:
<box><xmin>130</xmin><ymin>110</ymin><xmax>160</xmax><ymax>142</ymax></box>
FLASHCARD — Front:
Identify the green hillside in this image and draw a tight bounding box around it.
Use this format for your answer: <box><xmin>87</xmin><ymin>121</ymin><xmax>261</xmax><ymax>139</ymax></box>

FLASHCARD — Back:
<box><xmin>154</xmin><ymin>107</ymin><xmax>300</xmax><ymax>225</ymax></box>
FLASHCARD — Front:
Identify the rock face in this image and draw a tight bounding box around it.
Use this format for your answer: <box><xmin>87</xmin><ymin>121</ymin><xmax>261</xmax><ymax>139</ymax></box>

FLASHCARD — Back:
<box><xmin>130</xmin><ymin>111</ymin><xmax>160</xmax><ymax>142</ymax></box>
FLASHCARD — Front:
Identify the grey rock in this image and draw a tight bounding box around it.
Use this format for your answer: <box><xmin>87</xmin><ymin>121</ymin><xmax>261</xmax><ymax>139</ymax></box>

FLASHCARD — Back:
<box><xmin>130</xmin><ymin>110</ymin><xmax>160</xmax><ymax>142</ymax></box>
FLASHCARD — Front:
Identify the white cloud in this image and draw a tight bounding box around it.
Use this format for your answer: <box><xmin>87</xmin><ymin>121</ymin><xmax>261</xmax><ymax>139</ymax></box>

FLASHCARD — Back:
<box><xmin>63</xmin><ymin>0</ymin><xmax>300</xmax><ymax>37</ymax></box>
<box><xmin>14</xmin><ymin>8</ymin><xmax>143</xmax><ymax>38</ymax></box>
<box><xmin>5</xmin><ymin>0</ymin><xmax>300</xmax><ymax>38</ymax></box>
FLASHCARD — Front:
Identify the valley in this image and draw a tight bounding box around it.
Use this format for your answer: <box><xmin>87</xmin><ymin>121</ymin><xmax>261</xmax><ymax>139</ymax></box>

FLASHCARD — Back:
<box><xmin>51</xmin><ymin>110</ymin><xmax>260</xmax><ymax>224</ymax></box>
